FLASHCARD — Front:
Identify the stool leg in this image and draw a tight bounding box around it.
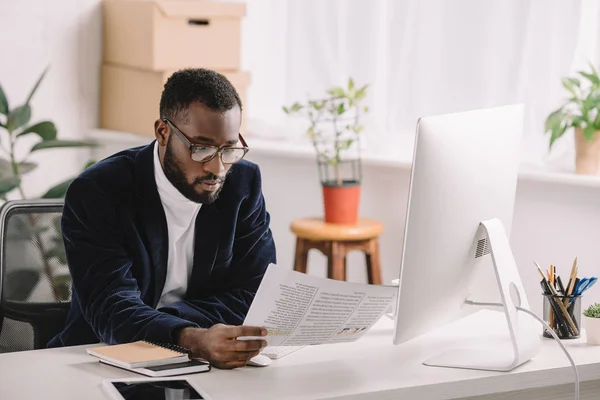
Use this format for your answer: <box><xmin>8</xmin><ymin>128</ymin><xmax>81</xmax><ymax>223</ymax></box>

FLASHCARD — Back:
<box><xmin>366</xmin><ymin>238</ymin><xmax>382</xmax><ymax>284</ymax></box>
<box><xmin>294</xmin><ymin>238</ymin><xmax>309</xmax><ymax>274</ymax></box>
<box><xmin>328</xmin><ymin>241</ymin><xmax>346</xmax><ymax>281</ymax></box>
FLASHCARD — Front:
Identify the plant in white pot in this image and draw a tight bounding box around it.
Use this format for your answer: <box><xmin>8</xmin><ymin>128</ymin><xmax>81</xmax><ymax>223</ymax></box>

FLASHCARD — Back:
<box><xmin>583</xmin><ymin>303</ymin><xmax>600</xmax><ymax>345</ymax></box>
<box><xmin>544</xmin><ymin>62</ymin><xmax>600</xmax><ymax>175</ymax></box>
<box><xmin>283</xmin><ymin>78</ymin><xmax>369</xmax><ymax>225</ymax></box>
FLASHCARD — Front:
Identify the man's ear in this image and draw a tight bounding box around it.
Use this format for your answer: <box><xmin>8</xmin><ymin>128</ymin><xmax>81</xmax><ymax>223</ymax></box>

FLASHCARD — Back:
<box><xmin>154</xmin><ymin>119</ymin><xmax>169</xmax><ymax>146</ymax></box>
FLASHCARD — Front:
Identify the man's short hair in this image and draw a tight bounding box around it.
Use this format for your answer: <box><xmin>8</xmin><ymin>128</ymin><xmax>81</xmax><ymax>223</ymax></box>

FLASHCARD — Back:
<box><xmin>159</xmin><ymin>68</ymin><xmax>242</xmax><ymax>123</ymax></box>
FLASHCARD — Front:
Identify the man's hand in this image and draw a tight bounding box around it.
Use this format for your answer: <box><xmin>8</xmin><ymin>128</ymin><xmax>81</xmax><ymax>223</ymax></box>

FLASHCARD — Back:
<box><xmin>177</xmin><ymin>324</ymin><xmax>267</xmax><ymax>369</ymax></box>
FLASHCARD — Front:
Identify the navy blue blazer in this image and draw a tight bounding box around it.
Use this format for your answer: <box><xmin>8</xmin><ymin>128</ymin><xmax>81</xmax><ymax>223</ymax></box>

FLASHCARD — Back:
<box><xmin>47</xmin><ymin>142</ymin><xmax>276</xmax><ymax>347</ymax></box>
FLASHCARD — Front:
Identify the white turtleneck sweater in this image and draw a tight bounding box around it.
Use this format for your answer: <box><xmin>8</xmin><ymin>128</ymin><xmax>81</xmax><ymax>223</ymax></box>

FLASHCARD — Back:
<box><xmin>153</xmin><ymin>142</ymin><xmax>202</xmax><ymax>308</ymax></box>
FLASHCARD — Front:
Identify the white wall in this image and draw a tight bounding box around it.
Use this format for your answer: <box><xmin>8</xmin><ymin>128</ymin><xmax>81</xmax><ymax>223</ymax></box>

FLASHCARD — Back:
<box><xmin>0</xmin><ymin>0</ymin><xmax>101</xmax><ymax>198</ymax></box>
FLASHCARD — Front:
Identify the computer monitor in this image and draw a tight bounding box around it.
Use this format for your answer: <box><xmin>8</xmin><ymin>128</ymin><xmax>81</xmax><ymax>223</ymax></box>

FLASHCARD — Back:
<box><xmin>392</xmin><ymin>104</ymin><xmax>540</xmax><ymax>372</ymax></box>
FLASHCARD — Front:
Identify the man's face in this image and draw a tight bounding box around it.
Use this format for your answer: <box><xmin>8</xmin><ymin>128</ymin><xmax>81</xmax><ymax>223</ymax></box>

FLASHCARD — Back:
<box><xmin>154</xmin><ymin>102</ymin><xmax>242</xmax><ymax>204</ymax></box>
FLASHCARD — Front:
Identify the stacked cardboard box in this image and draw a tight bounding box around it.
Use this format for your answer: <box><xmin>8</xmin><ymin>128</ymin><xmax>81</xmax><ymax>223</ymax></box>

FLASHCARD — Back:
<box><xmin>99</xmin><ymin>0</ymin><xmax>249</xmax><ymax>137</ymax></box>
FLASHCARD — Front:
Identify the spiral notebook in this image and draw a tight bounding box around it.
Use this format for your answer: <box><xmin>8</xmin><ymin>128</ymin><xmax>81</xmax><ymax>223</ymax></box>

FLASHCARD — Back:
<box><xmin>87</xmin><ymin>341</ymin><xmax>210</xmax><ymax>377</ymax></box>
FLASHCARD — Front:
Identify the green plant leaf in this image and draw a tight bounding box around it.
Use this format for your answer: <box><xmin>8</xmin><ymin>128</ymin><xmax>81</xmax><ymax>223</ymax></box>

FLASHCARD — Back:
<box><xmin>0</xmin><ymin>158</ymin><xmax>13</xmax><ymax>177</ymax></box>
<box><xmin>544</xmin><ymin>109</ymin><xmax>566</xmax><ymax>132</ymax></box>
<box><xmin>584</xmin><ymin>303</ymin><xmax>600</xmax><ymax>318</ymax></box>
<box><xmin>309</xmin><ymin>100</ymin><xmax>325</xmax><ymax>111</ymax></box>
<box><xmin>41</xmin><ymin>177</ymin><xmax>75</xmax><ymax>198</ymax></box>
<box><xmin>348</xmin><ymin>78</ymin><xmax>354</xmax><ymax>92</ymax></box>
<box><xmin>284</xmin><ymin>102</ymin><xmax>303</xmax><ymax>114</ymax></box>
<box><xmin>6</xmin><ymin>104</ymin><xmax>31</xmax><ymax>132</ymax></box>
<box><xmin>549</xmin><ymin>124</ymin><xmax>567</xmax><ymax>149</ymax></box>
<box><xmin>573</xmin><ymin>115</ymin><xmax>585</xmax><ymax>127</ymax></box>
<box><xmin>354</xmin><ymin>125</ymin><xmax>364</xmax><ymax>133</ymax></box>
<box><xmin>363</xmin><ymin>106</ymin><xmax>369</xmax><ymax>113</ymax></box>
<box><xmin>338</xmin><ymin>139</ymin><xmax>354</xmax><ymax>150</ymax></box>
<box><xmin>17</xmin><ymin>121</ymin><xmax>57</xmax><ymax>140</ymax></box>
<box><xmin>327</xmin><ymin>87</ymin><xmax>345</xmax><ymax>98</ymax></box>
<box><xmin>337</xmin><ymin>103</ymin><xmax>345</xmax><ymax>115</ymax></box>
<box><xmin>0</xmin><ymin>176</ymin><xmax>20</xmax><ymax>196</ymax></box>
<box><xmin>584</xmin><ymin>124</ymin><xmax>596</xmax><ymax>140</ymax></box>
<box><xmin>83</xmin><ymin>160</ymin><xmax>96</xmax><ymax>169</ymax></box>
<box><xmin>594</xmin><ymin>111</ymin><xmax>600</xmax><ymax>130</ymax></box>
<box><xmin>18</xmin><ymin>161</ymin><xmax>37</xmax><ymax>175</ymax></box>
<box><xmin>25</xmin><ymin>66</ymin><xmax>49</xmax><ymax>105</ymax></box>
<box><xmin>589</xmin><ymin>62</ymin><xmax>599</xmax><ymax>77</ymax></box>
<box><xmin>30</xmin><ymin>139</ymin><xmax>96</xmax><ymax>152</ymax></box>
<box><xmin>355</xmin><ymin>84</ymin><xmax>369</xmax><ymax>101</ymax></box>
<box><xmin>567</xmin><ymin>77</ymin><xmax>581</xmax><ymax>87</ymax></box>
<box><xmin>0</xmin><ymin>83</ymin><xmax>8</xmax><ymax>116</ymax></box>
<box><xmin>579</xmin><ymin>70</ymin><xmax>600</xmax><ymax>86</ymax></box>
<box><xmin>562</xmin><ymin>79</ymin><xmax>578</xmax><ymax>98</ymax></box>
<box><xmin>583</xmin><ymin>94</ymin><xmax>600</xmax><ymax>111</ymax></box>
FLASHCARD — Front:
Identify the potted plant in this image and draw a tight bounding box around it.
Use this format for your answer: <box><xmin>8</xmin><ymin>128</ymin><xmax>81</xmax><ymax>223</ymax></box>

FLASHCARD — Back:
<box><xmin>584</xmin><ymin>303</ymin><xmax>600</xmax><ymax>345</ymax></box>
<box><xmin>0</xmin><ymin>68</ymin><xmax>96</xmax><ymax>301</ymax></box>
<box><xmin>283</xmin><ymin>78</ymin><xmax>369</xmax><ymax>224</ymax></box>
<box><xmin>544</xmin><ymin>62</ymin><xmax>600</xmax><ymax>175</ymax></box>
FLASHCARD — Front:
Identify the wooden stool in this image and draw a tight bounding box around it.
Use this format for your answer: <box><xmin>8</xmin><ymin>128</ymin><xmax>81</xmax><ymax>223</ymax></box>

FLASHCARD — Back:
<box><xmin>290</xmin><ymin>218</ymin><xmax>383</xmax><ymax>284</ymax></box>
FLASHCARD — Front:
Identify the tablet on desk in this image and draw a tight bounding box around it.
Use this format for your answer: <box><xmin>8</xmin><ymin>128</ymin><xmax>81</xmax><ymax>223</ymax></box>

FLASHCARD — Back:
<box><xmin>102</xmin><ymin>377</ymin><xmax>213</xmax><ymax>400</ymax></box>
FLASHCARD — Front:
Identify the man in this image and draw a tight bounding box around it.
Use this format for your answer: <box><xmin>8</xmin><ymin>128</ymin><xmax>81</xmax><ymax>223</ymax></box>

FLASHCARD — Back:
<box><xmin>48</xmin><ymin>68</ymin><xmax>276</xmax><ymax>369</ymax></box>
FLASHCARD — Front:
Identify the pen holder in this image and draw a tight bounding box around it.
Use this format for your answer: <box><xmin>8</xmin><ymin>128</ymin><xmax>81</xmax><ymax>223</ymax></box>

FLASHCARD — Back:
<box><xmin>542</xmin><ymin>294</ymin><xmax>581</xmax><ymax>339</ymax></box>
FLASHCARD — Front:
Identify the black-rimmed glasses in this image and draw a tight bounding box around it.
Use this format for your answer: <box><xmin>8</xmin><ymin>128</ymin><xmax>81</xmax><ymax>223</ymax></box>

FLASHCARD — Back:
<box><xmin>164</xmin><ymin>119</ymin><xmax>249</xmax><ymax>164</ymax></box>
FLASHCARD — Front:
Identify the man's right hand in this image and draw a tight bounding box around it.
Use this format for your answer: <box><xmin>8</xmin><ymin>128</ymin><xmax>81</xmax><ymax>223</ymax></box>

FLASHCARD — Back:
<box><xmin>177</xmin><ymin>324</ymin><xmax>268</xmax><ymax>369</ymax></box>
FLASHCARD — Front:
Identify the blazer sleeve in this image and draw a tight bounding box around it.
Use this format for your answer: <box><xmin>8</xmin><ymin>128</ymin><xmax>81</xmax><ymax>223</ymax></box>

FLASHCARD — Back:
<box><xmin>63</xmin><ymin>177</ymin><xmax>198</xmax><ymax>344</ymax></box>
<box><xmin>159</xmin><ymin>164</ymin><xmax>277</xmax><ymax>327</ymax></box>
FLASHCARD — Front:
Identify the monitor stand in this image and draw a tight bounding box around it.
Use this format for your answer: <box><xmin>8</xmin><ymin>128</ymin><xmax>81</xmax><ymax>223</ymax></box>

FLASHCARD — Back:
<box><xmin>422</xmin><ymin>218</ymin><xmax>541</xmax><ymax>372</ymax></box>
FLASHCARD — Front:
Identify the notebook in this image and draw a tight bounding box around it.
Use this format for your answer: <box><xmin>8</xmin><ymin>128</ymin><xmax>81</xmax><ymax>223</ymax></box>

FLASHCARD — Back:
<box><xmin>87</xmin><ymin>340</ymin><xmax>211</xmax><ymax>377</ymax></box>
<box><xmin>87</xmin><ymin>341</ymin><xmax>192</xmax><ymax>369</ymax></box>
<box><xmin>98</xmin><ymin>357</ymin><xmax>211</xmax><ymax>377</ymax></box>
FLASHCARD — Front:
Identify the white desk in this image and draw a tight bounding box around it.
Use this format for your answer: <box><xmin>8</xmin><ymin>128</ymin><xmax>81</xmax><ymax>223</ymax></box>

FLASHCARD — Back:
<box><xmin>2</xmin><ymin>310</ymin><xmax>600</xmax><ymax>400</ymax></box>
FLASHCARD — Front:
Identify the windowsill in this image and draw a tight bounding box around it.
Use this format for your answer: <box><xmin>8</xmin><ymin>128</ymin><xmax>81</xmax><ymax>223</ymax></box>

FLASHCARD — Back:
<box><xmin>89</xmin><ymin>128</ymin><xmax>600</xmax><ymax>188</ymax></box>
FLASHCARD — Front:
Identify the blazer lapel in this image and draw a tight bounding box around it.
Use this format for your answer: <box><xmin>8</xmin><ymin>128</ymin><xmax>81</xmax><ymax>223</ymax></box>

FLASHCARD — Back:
<box><xmin>134</xmin><ymin>142</ymin><xmax>169</xmax><ymax>306</ymax></box>
<box><xmin>187</xmin><ymin>202</ymin><xmax>221</xmax><ymax>295</ymax></box>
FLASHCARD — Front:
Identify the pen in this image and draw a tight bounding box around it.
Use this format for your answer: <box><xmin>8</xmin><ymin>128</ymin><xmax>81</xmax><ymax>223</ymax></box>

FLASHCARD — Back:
<box><xmin>557</xmin><ymin>276</ymin><xmax>566</xmax><ymax>295</ymax></box>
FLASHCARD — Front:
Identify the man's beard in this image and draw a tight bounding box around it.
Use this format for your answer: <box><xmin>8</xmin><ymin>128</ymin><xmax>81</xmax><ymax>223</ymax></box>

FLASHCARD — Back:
<box><xmin>163</xmin><ymin>137</ymin><xmax>227</xmax><ymax>204</ymax></box>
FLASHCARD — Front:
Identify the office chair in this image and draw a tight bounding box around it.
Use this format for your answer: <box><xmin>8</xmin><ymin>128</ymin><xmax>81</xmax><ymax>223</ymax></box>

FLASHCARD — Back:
<box><xmin>0</xmin><ymin>199</ymin><xmax>70</xmax><ymax>352</ymax></box>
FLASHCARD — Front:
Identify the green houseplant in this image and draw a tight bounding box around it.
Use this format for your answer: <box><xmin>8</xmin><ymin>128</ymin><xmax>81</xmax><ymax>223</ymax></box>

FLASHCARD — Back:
<box><xmin>283</xmin><ymin>78</ymin><xmax>369</xmax><ymax>224</ymax></box>
<box><xmin>544</xmin><ymin>62</ymin><xmax>600</xmax><ymax>175</ymax></box>
<box><xmin>0</xmin><ymin>68</ymin><xmax>96</xmax><ymax>301</ymax></box>
<box><xmin>584</xmin><ymin>303</ymin><xmax>600</xmax><ymax>345</ymax></box>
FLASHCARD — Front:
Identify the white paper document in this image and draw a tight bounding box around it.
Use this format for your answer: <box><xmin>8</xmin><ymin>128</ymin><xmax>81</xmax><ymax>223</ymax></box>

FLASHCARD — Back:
<box><xmin>242</xmin><ymin>265</ymin><xmax>398</xmax><ymax>346</ymax></box>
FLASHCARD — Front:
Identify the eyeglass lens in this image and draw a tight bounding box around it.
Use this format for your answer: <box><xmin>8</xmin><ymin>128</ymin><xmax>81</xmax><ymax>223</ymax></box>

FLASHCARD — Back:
<box><xmin>191</xmin><ymin>147</ymin><xmax>246</xmax><ymax>164</ymax></box>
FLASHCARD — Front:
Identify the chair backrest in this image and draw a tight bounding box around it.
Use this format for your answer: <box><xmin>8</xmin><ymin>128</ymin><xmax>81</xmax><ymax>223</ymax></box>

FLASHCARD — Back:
<box><xmin>0</xmin><ymin>199</ymin><xmax>69</xmax><ymax>352</ymax></box>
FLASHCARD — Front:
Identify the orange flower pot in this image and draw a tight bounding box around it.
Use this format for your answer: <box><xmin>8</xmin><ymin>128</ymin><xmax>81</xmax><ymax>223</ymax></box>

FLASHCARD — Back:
<box><xmin>322</xmin><ymin>182</ymin><xmax>360</xmax><ymax>225</ymax></box>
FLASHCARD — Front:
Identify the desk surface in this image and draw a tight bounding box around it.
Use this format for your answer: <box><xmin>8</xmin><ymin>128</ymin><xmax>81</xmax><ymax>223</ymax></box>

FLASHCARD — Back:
<box><xmin>2</xmin><ymin>310</ymin><xmax>600</xmax><ymax>400</ymax></box>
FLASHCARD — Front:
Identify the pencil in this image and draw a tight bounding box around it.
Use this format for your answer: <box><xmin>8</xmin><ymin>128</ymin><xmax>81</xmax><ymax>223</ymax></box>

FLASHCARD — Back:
<box><xmin>564</xmin><ymin>257</ymin><xmax>578</xmax><ymax>306</ymax></box>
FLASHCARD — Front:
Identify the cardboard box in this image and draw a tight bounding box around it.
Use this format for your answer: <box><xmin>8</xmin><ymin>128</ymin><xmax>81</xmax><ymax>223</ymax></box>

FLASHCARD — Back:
<box><xmin>100</xmin><ymin>64</ymin><xmax>250</xmax><ymax>137</ymax></box>
<box><xmin>103</xmin><ymin>0</ymin><xmax>246</xmax><ymax>71</ymax></box>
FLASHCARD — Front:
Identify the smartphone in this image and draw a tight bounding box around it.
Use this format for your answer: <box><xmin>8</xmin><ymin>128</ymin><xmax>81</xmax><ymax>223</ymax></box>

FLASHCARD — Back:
<box><xmin>102</xmin><ymin>377</ymin><xmax>213</xmax><ymax>400</ymax></box>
